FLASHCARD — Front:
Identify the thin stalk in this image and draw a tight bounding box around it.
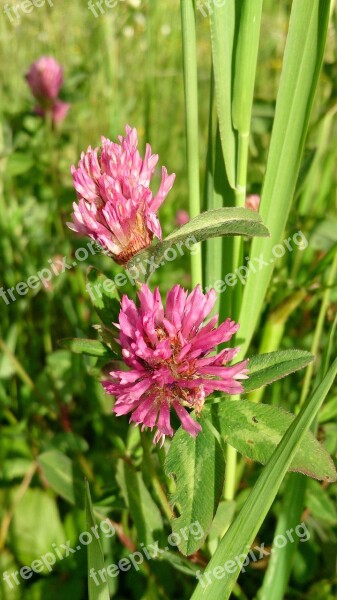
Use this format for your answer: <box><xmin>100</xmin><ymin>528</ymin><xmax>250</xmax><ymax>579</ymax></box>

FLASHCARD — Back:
<box><xmin>180</xmin><ymin>0</ymin><xmax>202</xmax><ymax>287</ymax></box>
<box><xmin>249</xmin><ymin>289</ymin><xmax>306</xmax><ymax>403</ymax></box>
<box><xmin>299</xmin><ymin>251</ymin><xmax>337</xmax><ymax>407</ymax></box>
<box><xmin>235</xmin><ymin>133</ymin><xmax>250</xmax><ymax>206</ymax></box>
<box><xmin>224</xmin><ymin>0</ymin><xmax>263</xmax><ymax>502</ymax></box>
<box><xmin>141</xmin><ymin>433</ymin><xmax>173</xmax><ymax>521</ymax></box>
<box><xmin>224</xmin><ymin>445</ymin><xmax>238</xmax><ymax>501</ymax></box>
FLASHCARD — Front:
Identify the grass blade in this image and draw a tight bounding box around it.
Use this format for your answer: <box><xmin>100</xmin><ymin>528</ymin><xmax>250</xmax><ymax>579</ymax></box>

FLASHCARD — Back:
<box><xmin>85</xmin><ymin>480</ymin><xmax>110</xmax><ymax>600</ymax></box>
<box><xmin>210</xmin><ymin>0</ymin><xmax>236</xmax><ymax>189</ymax></box>
<box><xmin>181</xmin><ymin>0</ymin><xmax>203</xmax><ymax>287</ymax></box>
<box><xmin>190</xmin><ymin>358</ymin><xmax>337</xmax><ymax>600</ymax></box>
<box><xmin>232</xmin><ymin>0</ymin><xmax>263</xmax><ymax>204</ymax></box>
<box><xmin>237</xmin><ymin>0</ymin><xmax>331</xmax><ymax>357</ymax></box>
<box><xmin>256</xmin><ymin>473</ymin><xmax>307</xmax><ymax>600</ymax></box>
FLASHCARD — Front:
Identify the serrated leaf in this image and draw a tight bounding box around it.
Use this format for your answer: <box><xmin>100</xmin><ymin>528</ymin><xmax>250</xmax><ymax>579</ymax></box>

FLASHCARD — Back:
<box><xmin>165</xmin><ymin>413</ymin><xmax>225</xmax><ymax>556</ymax></box>
<box><xmin>214</xmin><ymin>401</ymin><xmax>336</xmax><ymax>482</ymax></box>
<box><xmin>86</xmin><ymin>268</ymin><xmax>121</xmax><ymax>326</ymax></box>
<box><xmin>58</xmin><ymin>338</ymin><xmax>116</xmax><ymax>358</ymax></box>
<box><xmin>243</xmin><ymin>350</ymin><xmax>315</xmax><ymax>394</ymax></box>
<box><xmin>128</xmin><ymin>207</ymin><xmax>269</xmax><ymax>280</ymax></box>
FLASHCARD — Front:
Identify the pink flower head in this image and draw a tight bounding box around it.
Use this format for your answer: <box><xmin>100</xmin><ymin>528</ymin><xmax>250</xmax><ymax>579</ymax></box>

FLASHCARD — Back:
<box><xmin>68</xmin><ymin>126</ymin><xmax>176</xmax><ymax>264</ymax></box>
<box><xmin>26</xmin><ymin>56</ymin><xmax>64</xmax><ymax>102</ymax></box>
<box><xmin>245</xmin><ymin>194</ymin><xmax>260</xmax><ymax>212</ymax></box>
<box><xmin>103</xmin><ymin>284</ymin><xmax>248</xmax><ymax>446</ymax></box>
<box><xmin>175</xmin><ymin>209</ymin><xmax>190</xmax><ymax>226</ymax></box>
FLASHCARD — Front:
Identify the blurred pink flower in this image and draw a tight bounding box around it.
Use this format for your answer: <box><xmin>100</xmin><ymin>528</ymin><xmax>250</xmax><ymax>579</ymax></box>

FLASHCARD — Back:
<box><xmin>35</xmin><ymin>100</ymin><xmax>70</xmax><ymax>124</ymax></box>
<box><xmin>26</xmin><ymin>57</ymin><xmax>69</xmax><ymax>125</ymax></box>
<box><xmin>68</xmin><ymin>126</ymin><xmax>176</xmax><ymax>265</ymax></box>
<box><xmin>245</xmin><ymin>194</ymin><xmax>260</xmax><ymax>212</ymax></box>
<box><xmin>26</xmin><ymin>56</ymin><xmax>64</xmax><ymax>102</ymax></box>
<box><xmin>51</xmin><ymin>100</ymin><xmax>71</xmax><ymax>123</ymax></box>
<box><xmin>175</xmin><ymin>209</ymin><xmax>190</xmax><ymax>226</ymax></box>
<box><xmin>103</xmin><ymin>284</ymin><xmax>248</xmax><ymax>446</ymax></box>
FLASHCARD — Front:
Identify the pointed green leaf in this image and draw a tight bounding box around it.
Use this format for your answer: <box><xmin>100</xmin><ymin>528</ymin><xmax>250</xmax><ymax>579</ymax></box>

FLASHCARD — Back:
<box><xmin>58</xmin><ymin>338</ymin><xmax>116</xmax><ymax>358</ymax></box>
<box><xmin>165</xmin><ymin>413</ymin><xmax>225</xmax><ymax>556</ymax></box>
<box><xmin>243</xmin><ymin>350</ymin><xmax>315</xmax><ymax>394</ymax></box>
<box><xmin>128</xmin><ymin>208</ymin><xmax>269</xmax><ymax>280</ymax></box>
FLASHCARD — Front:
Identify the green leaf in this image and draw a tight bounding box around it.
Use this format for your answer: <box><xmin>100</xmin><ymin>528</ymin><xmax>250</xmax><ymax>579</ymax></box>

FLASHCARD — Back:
<box><xmin>191</xmin><ymin>358</ymin><xmax>337</xmax><ymax>600</ymax></box>
<box><xmin>85</xmin><ymin>480</ymin><xmax>110</xmax><ymax>600</ymax></box>
<box><xmin>116</xmin><ymin>461</ymin><xmax>163</xmax><ymax>545</ymax></box>
<box><xmin>6</xmin><ymin>153</ymin><xmax>34</xmax><ymax>176</ymax></box>
<box><xmin>9</xmin><ymin>488</ymin><xmax>65</xmax><ymax>572</ymax></box>
<box><xmin>243</xmin><ymin>350</ymin><xmax>315</xmax><ymax>394</ymax></box>
<box><xmin>86</xmin><ymin>267</ymin><xmax>121</xmax><ymax>326</ymax></box>
<box><xmin>214</xmin><ymin>400</ymin><xmax>336</xmax><ymax>481</ymax></box>
<box><xmin>128</xmin><ymin>207</ymin><xmax>269</xmax><ymax>280</ymax></box>
<box><xmin>38</xmin><ymin>450</ymin><xmax>83</xmax><ymax>506</ymax></box>
<box><xmin>58</xmin><ymin>338</ymin><xmax>116</xmax><ymax>359</ymax></box>
<box><xmin>165</xmin><ymin>413</ymin><xmax>225</xmax><ymax>556</ymax></box>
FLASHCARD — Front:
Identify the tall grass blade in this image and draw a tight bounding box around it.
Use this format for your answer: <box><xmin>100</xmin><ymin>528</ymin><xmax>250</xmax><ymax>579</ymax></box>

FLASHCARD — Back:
<box><xmin>237</xmin><ymin>0</ymin><xmax>331</xmax><ymax>357</ymax></box>
<box><xmin>209</xmin><ymin>0</ymin><xmax>236</xmax><ymax>189</ymax></box>
<box><xmin>191</xmin><ymin>358</ymin><xmax>337</xmax><ymax>600</ymax></box>
<box><xmin>181</xmin><ymin>0</ymin><xmax>203</xmax><ymax>287</ymax></box>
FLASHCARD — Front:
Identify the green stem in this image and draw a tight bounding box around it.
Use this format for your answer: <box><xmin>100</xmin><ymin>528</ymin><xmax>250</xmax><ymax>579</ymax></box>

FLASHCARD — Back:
<box><xmin>235</xmin><ymin>132</ymin><xmax>249</xmax><ymax>206</ymax></box>
<box><xmin>141</xmin><ymin>433</ymin><xmax>173</xmax><ymax>521</ymax></box>
<box><xmin>180</xmin><ymin>0</ymin><xmax>202</xmax><ymax>288</ymax></box>
<box><xmin>224</xmin><ymin>136</ymin><xmax>250</xmax><ymax>503</ymax></box>
<box><xmin>224</xmin><ymin>444</ymin><xmax>238</xmax><ymax>501</ymax></box>
<box><xmin>299</xmin><ymin>251</ymin><xmax>337</xmax><ymax>406</ymax></box>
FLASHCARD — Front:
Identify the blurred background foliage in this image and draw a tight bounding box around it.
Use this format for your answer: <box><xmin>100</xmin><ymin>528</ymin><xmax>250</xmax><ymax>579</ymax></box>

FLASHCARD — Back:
<box><xmin>0</xmin><ymin>1</ymin><xmax>336</xmax><ymax>599</ymax></box>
